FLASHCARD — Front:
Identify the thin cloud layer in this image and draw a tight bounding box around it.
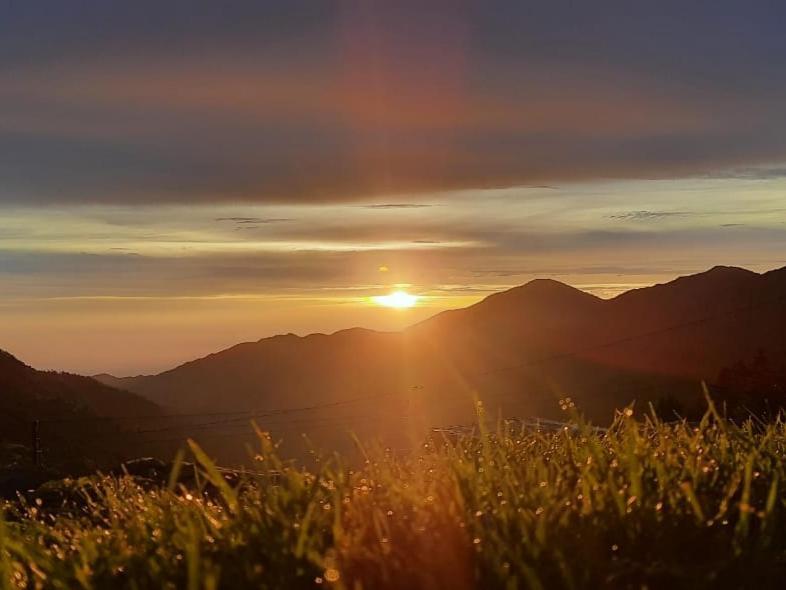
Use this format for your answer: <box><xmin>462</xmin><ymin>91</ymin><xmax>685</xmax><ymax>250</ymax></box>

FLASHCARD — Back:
<box><xmin>608</xmin><ymin>211</ymin><xmax>691</xmax><ymax>221</ymax></box>
<box><xmin>2</xmin><ymin>1</ymin><xmax>786</xmax><ymax>204</ymax></box>
<box><xmin>3</xmin><ymin>177</ymin><xmax>786</xmax><ymax>301</ymax></box>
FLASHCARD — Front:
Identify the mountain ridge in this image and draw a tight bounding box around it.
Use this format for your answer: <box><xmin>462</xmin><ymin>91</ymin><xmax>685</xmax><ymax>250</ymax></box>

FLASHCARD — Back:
<box><xmin>100</xmin><ymin>265</ymin><xmax>781</xmax><ymax>384</ymax></box>
<box><xmin>93</xmin><ymin>266</ymin><xmax>785</xmax><ymax>427</ymax></box>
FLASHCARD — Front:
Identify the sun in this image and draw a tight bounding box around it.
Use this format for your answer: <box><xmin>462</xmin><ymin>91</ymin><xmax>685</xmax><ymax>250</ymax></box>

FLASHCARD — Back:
<box><xmin>372</xmin><ymin>290</ymin><xmax>419</xmax><ymax>309</ymax></box>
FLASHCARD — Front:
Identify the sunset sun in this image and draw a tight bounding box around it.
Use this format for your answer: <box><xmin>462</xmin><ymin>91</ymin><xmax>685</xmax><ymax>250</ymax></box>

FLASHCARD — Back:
<box><xmin>372</xmin><ymin>290</ymin><xmax>419</xmax><ymax>308</ymax></box>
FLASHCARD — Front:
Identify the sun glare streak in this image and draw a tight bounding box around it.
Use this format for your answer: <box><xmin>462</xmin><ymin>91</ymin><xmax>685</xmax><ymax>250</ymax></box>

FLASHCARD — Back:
<box><xmin>372</xmin><ymin>290</ymin><xmax>419</xmax><ymax>308</ymax></box>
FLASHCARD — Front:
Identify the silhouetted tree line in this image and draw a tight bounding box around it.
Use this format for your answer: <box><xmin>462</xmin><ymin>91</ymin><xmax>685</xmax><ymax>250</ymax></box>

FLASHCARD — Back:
<box><xmin>653</xmin><ymin>350</ymin><xmax>786</xmax><ymax>422</ymax></box>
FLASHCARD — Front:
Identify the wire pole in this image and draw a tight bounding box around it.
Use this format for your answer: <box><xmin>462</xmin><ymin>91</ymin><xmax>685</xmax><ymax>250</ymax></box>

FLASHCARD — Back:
<box><xmin>32</xmin><ymin>419</ymin><xmax>41</xmax><ymax>467</ymax></box>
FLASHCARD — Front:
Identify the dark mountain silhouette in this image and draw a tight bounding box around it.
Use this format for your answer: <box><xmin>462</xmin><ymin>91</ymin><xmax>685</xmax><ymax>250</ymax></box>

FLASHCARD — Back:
<box><xmin>1</xmin><ymin>350</ymin><xmax>162</xmax><ymax>471</ymax></box>
<box><xmin>94</xmin><ymin>265</ymin><xmax>786</xmax><ymax>455</ymax></box>
<box><xmin>583</xmin><ymin>266</ymin><xmax>786</xmax><ymax>378</ymax></box>
<box><xmin>0</xmin><ymin>350</ymin><xmax>160</xmax><ymax>421</ymax></box>
<box><xmin>0</xmin><ymin>350</ymin><xmax>159</xmax><ymax>418</ymax></box>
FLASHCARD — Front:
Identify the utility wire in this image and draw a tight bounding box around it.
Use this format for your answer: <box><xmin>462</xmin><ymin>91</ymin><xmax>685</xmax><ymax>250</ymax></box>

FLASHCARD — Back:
<box><xmin>438</xmin><ymin>292</ymin><xmax>786</xmax><ymax>383</ymax></box>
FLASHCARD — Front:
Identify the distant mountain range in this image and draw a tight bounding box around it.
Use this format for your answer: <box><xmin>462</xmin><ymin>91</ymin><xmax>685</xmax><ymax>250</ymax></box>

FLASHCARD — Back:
<box><xmin>3</xmin><ymin>264</ymin><xmax>784</xmax><ymax>465</ymax></box>
<box><xmin>91</xmin><ymin>265</ymin><xmax>786</xmax><ymax>452</ymax></box>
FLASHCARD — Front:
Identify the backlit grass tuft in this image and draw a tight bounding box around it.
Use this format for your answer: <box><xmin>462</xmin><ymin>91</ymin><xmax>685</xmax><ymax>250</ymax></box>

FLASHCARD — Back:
<box><xmin>3</xmin><ymin>402</ymin><xmax>786</xmax><ymax>589</ymax></box>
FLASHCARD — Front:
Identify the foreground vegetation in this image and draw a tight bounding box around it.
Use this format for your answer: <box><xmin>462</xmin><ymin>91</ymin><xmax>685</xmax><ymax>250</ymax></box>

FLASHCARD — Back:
<box><xmin>3</xmin><ymin>400</ymin><xmax>786</xmax><ymax>589</ymax></box>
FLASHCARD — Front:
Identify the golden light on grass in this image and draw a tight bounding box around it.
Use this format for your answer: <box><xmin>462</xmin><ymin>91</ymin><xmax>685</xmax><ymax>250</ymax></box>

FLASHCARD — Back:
<box><xmin>372</xmin><ymin>290</ymin><xmax>419</xmax><ymax>308</ymax></box>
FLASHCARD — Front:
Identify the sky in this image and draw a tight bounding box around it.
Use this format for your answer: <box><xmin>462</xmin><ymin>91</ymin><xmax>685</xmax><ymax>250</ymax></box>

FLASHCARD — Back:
<box><xmin>1</xmin><ymin>1</ymin><xmax>786</xmax><ymax>375</ymax></box>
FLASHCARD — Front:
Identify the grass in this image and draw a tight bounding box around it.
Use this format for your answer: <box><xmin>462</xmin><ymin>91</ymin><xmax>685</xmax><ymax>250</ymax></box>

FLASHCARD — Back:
<box><xmin>3</xmin><ymin>399</ymin><xmax>786</xmax><ymax>589</ymax></box>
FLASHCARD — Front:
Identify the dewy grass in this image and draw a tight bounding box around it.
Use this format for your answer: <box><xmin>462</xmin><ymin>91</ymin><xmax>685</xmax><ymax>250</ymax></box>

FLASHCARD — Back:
<box><xmin>3</xmin><ymin>401</ymin><xmax>786</xmax><ymax>589</ymax></box>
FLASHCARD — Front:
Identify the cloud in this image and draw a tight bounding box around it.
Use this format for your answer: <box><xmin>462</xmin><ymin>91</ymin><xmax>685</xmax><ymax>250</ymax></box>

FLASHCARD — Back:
<box><xmin>707</xmin><ymin>166</ymin><xmax>786</xmax><ymax>180</ymax></box>
<box><xmin>608</xmin><ymin>211</ymin><xmax>691</xmax><ymax>221</ymax></box>
<box><xmin>2</xmin><ymin>1</ymin><xmax>786</xmax><ymax>205</ymax></box>
<box><xmin>216</xmin><ymin>217</ymin><xmax>293</xmax><ymax>224</ymax></box>
<box><xmin>5</xmin><ymin>222</ymin><xmax>784</xmax><ymax>298</ymax></box>
<box><xmin>361</xmin><ymin>204</ymin><xmax>434</xmax><ymax>209</ymax></box>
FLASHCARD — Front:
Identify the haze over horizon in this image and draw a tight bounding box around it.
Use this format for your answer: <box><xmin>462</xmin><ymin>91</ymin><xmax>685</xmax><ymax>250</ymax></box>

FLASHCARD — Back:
<box><xmin>2</xmin><ymin>1</ymin><xmax>786</xmax><ymax>375</ymax></box>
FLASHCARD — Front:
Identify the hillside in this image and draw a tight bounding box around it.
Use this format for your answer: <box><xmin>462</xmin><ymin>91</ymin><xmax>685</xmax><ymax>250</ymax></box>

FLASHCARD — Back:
<box><xmin>93</xmin><ymin>265</ymin><xmax>786</xmax><ymax>454</ymax></box>
<box><xmin>0</xmin><ymin>350</ymin><xmax>160</xmax><ymax>418</ymax></box>
<box><xmin>0</xmin><ymin>350</ymin><xmax>162</xmax><ymax>471</ymax></box>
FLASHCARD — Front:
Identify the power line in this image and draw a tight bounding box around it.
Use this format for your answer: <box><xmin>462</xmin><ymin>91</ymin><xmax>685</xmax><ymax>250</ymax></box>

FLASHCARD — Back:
<box><xmin>59</xmin><ymin>407</ymin><xmax>412</xmax><ymax>442</ymax></box>
<box><xmin>134</xmin><ymin>411</ymin><xmax>410</xmax><ymax>446</ymax></box>
<box><xmin>419</xmin><ymin>291</ymin><xmax>786</xmax><ymax>390</ymax></box>
<box><xmin>39</xmin><ymin>407</ymin><xmax>266</xmax><ymax>424</ymax></box>
<box><xmin>134</xmin><ymin>391</ymin><xmax>400</xmax><ymax>434</ymax></box>
<box><xmin>39</xmin><ymin>389</ymin><xmax>400</xmax><ymax>426</ymax></box>
<box><xmin>42</xmin><ymin>392</ymin><xmax>403</xmax><ymax>439</ymax></box>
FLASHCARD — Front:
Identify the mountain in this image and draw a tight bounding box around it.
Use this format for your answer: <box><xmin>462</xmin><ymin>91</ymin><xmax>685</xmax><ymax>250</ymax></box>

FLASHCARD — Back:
<box><xmin>95</xmin><ymin>265</ymin><xmax>786</xmax><ymax>455</ymax></box>
<box><xmin>1</xmin><ymin>350</ymin><xmax>162</xmax><ymax>471</ymax></box>
<box><xmin>0</xmin><ymin>350</ymin><xmax>161</xmax><ymax>421</ymax></box>
<box><xmin>583</xmin><ymin>266</ymin><xmax>786</xmax><ymax>377</ymax></box>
